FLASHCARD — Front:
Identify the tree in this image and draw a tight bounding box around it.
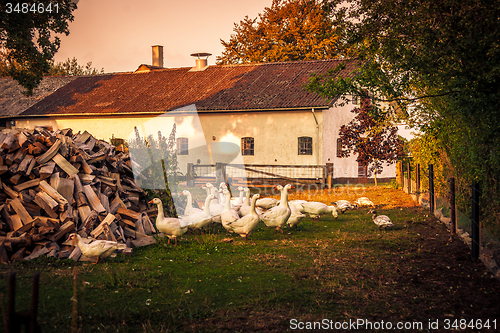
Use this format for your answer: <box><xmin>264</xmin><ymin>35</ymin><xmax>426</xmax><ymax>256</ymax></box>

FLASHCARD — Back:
<box><xmin>217</xmin><ymin>0</ymin><xmax>347</xmax><ymax>64</ymax></box>
<box><xmin>338</xmin><ymin>98</ymin><xmax>403</xmax><ymax>186</ymax></box>
<box><xmin>0</xmin><ymin>0</ymin><xmax>77</xmax><ymax>95</ymax></box>
<box><xmin>47</xmin><ymin>57</ymin><xmax>104</xmax><ymax>76</ymax></box>
<box><xmin>307</xmin><ymin>0</ymin><xmax>500</xmax><ymax>219</ymax></box>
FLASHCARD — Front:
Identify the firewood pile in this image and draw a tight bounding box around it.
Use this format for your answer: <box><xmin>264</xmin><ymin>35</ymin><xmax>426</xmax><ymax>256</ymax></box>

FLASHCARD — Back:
<box><xmin>0</xmin><ymin>126</ymin><xmax>158</xmax><ymax>263</ymax></box>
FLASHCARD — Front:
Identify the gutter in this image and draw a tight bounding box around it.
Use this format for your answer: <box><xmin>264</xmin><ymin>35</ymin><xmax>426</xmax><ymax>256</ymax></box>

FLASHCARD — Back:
<box><xmin>5</xmin><ymin>106</ymin><xmax>331</xmax><ymax>119</ymax></box>
<box><xmin>311</xmin><ymin>108</ymin><xmax>320</xmax><ymax>166</ymax></box>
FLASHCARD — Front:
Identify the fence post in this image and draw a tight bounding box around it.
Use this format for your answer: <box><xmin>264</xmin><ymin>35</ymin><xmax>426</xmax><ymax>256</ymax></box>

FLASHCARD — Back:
<box><xmin>399</xmin><ymin>161</ymin><xmax>404</xmax><ymax>188</ymax></box>
<box><xmin>416</xmin><ymin>163</ymin><xmax>420</xmax><ymax>194</ymax></box>
<box><xmin>449</xmin><ymin>178</ymin><xmax>456</xmax><ymax>234</ymax></box>
<box><xmin>407</xmin><ymin>163</ymin><xmax>411</xmax><ymax>194</ymax></box>
<box><xmin>326</xmin><ymin>163</ymin><xmax>333</xmax><ymax>189</ymax></box>
<box><xmin>471</xmin><ymin>182</ymin><xmax>480</xmax><ymax>260</ymax></box>
<box><xmin>429</xmin><ymin>164</ymin><xmax>434</xmax><ymax>213</ymax></box>
<box><xmin>215</xmin><ymin>162</ymin><xmax>227</xmax><ymax>186</ymax></box>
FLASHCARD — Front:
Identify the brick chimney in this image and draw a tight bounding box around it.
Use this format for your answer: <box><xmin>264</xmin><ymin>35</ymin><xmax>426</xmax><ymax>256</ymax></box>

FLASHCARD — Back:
<box><xmin>152</xmin><ymin>45</ymin><xmax>163</xmax><ymax>68</ymax></box>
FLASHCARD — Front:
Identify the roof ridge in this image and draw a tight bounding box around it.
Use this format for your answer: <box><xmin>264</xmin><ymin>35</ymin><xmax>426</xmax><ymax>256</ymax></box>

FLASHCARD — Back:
<box><xmin>218</xmin><ymin>57</ymin><xmax>356</xmax><ymax>68</ymax></box>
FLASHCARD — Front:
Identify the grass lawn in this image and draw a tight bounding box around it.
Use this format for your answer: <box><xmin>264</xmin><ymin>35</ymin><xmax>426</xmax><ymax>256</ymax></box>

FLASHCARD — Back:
<box><xmin>1</xmin><ymin>186</ymin><xmax>500</xmax><ymax>332</ymax></box>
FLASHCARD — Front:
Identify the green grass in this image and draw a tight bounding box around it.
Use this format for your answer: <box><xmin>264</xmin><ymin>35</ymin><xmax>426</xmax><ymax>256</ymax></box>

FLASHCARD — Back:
<box><xmin>1</xmin><ymin>206</ymin><xmax>499</xmax><ymax>333</ymax></box>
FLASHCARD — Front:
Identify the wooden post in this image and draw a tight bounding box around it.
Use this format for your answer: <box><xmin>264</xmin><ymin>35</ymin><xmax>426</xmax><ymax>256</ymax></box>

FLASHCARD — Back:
<box><xmin>429</xmin><ymin>164</ymin><xmax>434</xmax><ymax>213</ymax></box>
<box><xmin>471</xmin><ymin>182</ymin><xmax>480</xmax><ymax>260</ymax></box>
<box><xmin>326</xmin><ymin>163</ymin><xmax>333</xmax><ymax>189</ymax></box>
<box><xmin>7</xmin><ymin>272</ymin><xmax>15</xmax><ymax>333</ymax></box>
<box><xmin>449</xmin><ymin>178</ymin><xmax>456</xmax><ymax>234</ymax></box>
<box><xmin>399</xmin><ymin>161</ymin><xmax>404</xmax><ymax>189</ymax></box>
<box><xmin>6</xmin><ymin>271</ymin><xmax>41</xmax><ymax>333</ymax></box>
<box><xmin>186</xmin><ymin>163</ymin><xmax>195</xmax><ymax>186</ymax></box>
<box><xmin>215</xmin><ymin>162</ymin><xmax>227</xmax><ymax>186</ymax></box>
<box><xmin>407</xmin><ymin>163</ymin><xmax>411</xmax><ymax>194</ymax></box>
<box><xmin>416</xmin><ymin>164</ymin><xmax>421</xmax><ymax>194</ymax></box>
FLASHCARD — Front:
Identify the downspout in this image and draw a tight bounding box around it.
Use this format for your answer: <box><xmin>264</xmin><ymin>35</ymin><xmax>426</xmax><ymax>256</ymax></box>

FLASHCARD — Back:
<box><xmin>311</xmin><ymin>109</ymin><xmax>319</xmax><ymax>166</ymax></box>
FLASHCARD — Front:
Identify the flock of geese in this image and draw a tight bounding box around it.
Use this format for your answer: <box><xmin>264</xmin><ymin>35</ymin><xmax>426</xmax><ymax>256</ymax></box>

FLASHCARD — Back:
<box><xmin>69</xmin><ymin>182</ymin><xmax>395</xmax><ymax>262</ymax></box>
<box><xmin>148</xmin><ymin>182</ymin><xmax>395</xmax><ymax>245</ymax></box>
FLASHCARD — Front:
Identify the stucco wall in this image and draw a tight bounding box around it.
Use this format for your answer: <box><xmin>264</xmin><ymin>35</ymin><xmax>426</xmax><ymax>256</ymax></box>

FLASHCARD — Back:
<box><xmin>15</xmin><ymin>104</ymin><xmax>395</xmax><ymax>180</ymax></box>
<box><xmin>321</xmin><ymin>97</ymin><xmax>396</xmax><ymax>180</ymax></box>
<box><xmin>15</xmin><ymin>109</ymin><xmax>322</xmax><ymax>173</ymax></box>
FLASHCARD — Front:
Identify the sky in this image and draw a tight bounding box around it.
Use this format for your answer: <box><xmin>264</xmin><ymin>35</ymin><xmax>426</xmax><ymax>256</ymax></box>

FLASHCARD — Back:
<box><xmin>53</xmin><ymin>0</ymin><xmax>273</xmax><ymax>73</ymax></box>
<box><xmin>52</xmin><ymin>0</ymin><xmax>416</xmax><ymax>139</ymax></box>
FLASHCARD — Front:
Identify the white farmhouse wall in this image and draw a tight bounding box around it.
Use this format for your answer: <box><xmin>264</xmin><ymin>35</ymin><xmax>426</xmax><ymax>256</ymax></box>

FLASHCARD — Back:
<box><xmin>321</xmin><ymin>97</ymin><xmax>396</xmax><ymax>180</ymax></box>
<box><xmin>14</xmin><ymin>102</ymin><xmax>395</xmax><ymax>181</ymax></box>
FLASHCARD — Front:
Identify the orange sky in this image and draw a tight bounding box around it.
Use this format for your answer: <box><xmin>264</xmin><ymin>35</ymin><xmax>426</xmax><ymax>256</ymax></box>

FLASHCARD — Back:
<box><xmin>54</xmin><ymin>0</ymin><xmax>272</xmax><ymax>73</ymax></box>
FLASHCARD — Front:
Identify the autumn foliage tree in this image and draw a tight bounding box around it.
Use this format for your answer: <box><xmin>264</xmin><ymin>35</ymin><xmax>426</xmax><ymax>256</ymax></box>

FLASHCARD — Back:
<box><xmin>217</xmin><ymin>0</ymin><xmax>347</xmax><ymax>64</ymax></box>
<box><xmin>338</xmin><ymin>98</ymin><xmax>403</xmax><ymax>186</ymax></box>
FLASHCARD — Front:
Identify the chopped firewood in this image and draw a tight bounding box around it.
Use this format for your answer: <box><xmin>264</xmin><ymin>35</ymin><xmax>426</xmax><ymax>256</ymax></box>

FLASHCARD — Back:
<box><xmin>0</xmin><ymin>241</ymin><xmax>10</xmax><ymax>263</ymax></box>
<box><xmin>82</xmin><ymin>185</ymin><xmax>106</xmax><ymax>214</ymax></box>
<box><xmin>36</xmin><ymin>139</ymin><xmax>62</xmax><ymax>164</ymax></box>
<box><xmin>39</xmin><ymin>162</ymin><xmax>55</xmax><ymax>179</ymax></box>
<box><xmin>0</xmin><ymin>127</ymin><xmax>153</xmax><ymax>261</ymax></box>
<box><xmin>116</xmin><ymin>207</ymin><xmax>141</xmax><ymax>221</ymax></box>
<box><xmin>52</xmin><ymin>153</ymin><xmax>79</xmax><ymax>176</ymax></box>
<box><xmin>33</xmin><ymin>193</ymin><xmax>59</xmax><ymax>219</ymax></box>
<box><xmin>90</xmin><ymin>213</ymin><xmax>116</xmax><ymax>238</ymax></box>
<box><xmin>131</xmin><ymin>236</ymin><xmax>156</xmax><ymax>247</ymax></box>
<box><xmin>10</xmin><ymin>197</ymin><xmax>34</xmax><ymax>225</ymax></box>
<box><xmin>13</xmin><ymin>178</ymin><xmax>41</xmax><ymax>192</ymax></box>
<box><xmin>11</xmin><ymin>247</ymin><xmax>27</xmax><ymax>261</ymax></box>
<box><xmin>77</xmin><ymin>205</ymin><xmax>92</xmax><ymax>224</ymax></box>
<box><xmin>82</xmin><ymin>210</ymin><xmax>99</xmax><ymax>234</ymax></box>
<box><xmin>50</xmin><ymin>221</ymin><xmax>76</xmax><ymax>242</ymax></box>
<box><xmin>39</xmin><ymin>180</ymin><xmax>68</xmax><ymax>210</ymax></box>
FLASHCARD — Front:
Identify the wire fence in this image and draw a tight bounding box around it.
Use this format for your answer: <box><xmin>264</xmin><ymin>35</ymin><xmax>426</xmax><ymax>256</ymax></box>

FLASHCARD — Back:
<box><xmin>398</xmin><ymin>161</ymin><xmax>500</xmax><ymax>277</ymax></box>
<box><xmin>190</xmin><ymin>163</ymin><xmax>329</xmax><ymax>189</ymax></box>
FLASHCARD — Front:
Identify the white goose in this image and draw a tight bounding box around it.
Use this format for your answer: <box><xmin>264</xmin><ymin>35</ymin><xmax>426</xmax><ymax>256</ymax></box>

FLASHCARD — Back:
<box><xmin>220</xmin><ymin>189</ymin><xmax>240</xmax><ymax>233</ymax></box>
<box><xmin>181</xmin><ymin>194</ymin><xmax>216</xmax><ymax>232</ymax></box>
<box><xmin>274</xmin><ymin>187</ymin><xmax>306</xmax><ymax>230</ymax></box>
<box><xmin>286</xmin><ymin>205</ymin><xmax>307</xmax><ymax>230</ymax></box>
<box><xmin>202</xmin><ymin>184</ymin><xmax>225</xmax><ymax>219</ymax></box>
<box><xmin>231</xmin><ymin>186</ymin><xmax>245</xmax><ymax>208</ymax></box>
<box><xmin>226</xmin><ymin>194</ymin><xmax>261</xmax><ymax>240</ymax></box>
<box><xmin>355</xmin><ymin>197</ymin><xmax>375</xmax><ymax>208</ymax></box>
<box><xmin>368</xmin><ymin>209</ymin><xmax>394</xmax><ymax>230</ymax></box>
<box><xmin>181</xmin><ymin>190</ymin><xmax>202</xmax><ymax>216</ymax></box>
<box><xmin>256</xmin><ymin>197</ymin><xmax>279</xmax><ymax>209</ymax></box>
<box><xmin>149</xmin><ymin>198</ymin><xmax>189</xmax><ymax>245</ymax></box>
<box><xmin>70</xmin><ymin>233</ymin><xmax>126</xmax><ymax>263</ymax></box>
<box><xmin>288</xmin><ymin>200</ymin><xmax>308</xmax><ymax>213</ymax></box>
<box><xmin>333</xmin><ymin>200</ymin><xmax>355</xmax><ymax>214</ymax></box>
<box><xmin>260</xmin><ymin>184</ymin><xmax>292</xmax><ymax>233</ymax></box>
<box><xmin>300</xmin><ymin>201</ymin><xmax>338</xmax><ymax>220</ymax></box>
<box><xmin>239</xmin><ymin>187</ymin><xmax>263</xmax><ymax>217</ymax></box>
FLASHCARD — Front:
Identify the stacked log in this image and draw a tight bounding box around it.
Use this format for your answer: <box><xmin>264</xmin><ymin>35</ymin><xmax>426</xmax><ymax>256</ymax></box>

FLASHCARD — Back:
<box><xmin>0</xmin><ymin>126</ymin><xmax>157</xmax><ymax>263</ymax></box>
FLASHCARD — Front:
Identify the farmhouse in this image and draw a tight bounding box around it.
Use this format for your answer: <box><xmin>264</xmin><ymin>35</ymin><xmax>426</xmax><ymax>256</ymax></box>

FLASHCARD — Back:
<box><xmin>1</xmin><ymin>48</ymin><xmax>396</xmax><ymax>185</ymax></box>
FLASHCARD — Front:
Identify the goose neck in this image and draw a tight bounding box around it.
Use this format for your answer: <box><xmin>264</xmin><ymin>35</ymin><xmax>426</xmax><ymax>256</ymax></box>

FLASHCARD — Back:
<box><xmin>203</xmin><ymin>195</ymin><xmax>213</xmax><ymax>215</ymax></box>
<box><xmin>155</xmin><ymin>201</ymin><xmax>165</xmax><ymax>221</ymax></box>
<box><xmin>185</xmin><ymin>192</ymin><xmax>193</xmax><ymax>208</ymax></box>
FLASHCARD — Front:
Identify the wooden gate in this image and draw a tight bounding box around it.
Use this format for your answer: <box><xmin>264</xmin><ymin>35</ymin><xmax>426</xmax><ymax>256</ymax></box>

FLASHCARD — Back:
<box><xmin>189</xmin><ymin>163</ymin><xmax>331</xmax><ymax>188</ymax></box>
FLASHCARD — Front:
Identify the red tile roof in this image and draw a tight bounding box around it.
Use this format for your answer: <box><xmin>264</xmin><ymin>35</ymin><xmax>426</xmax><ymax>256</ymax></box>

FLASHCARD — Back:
<box><xmin>18</xmin><ymin>58</ymin><xmax>359</xmax><ymax>117</ymax></box>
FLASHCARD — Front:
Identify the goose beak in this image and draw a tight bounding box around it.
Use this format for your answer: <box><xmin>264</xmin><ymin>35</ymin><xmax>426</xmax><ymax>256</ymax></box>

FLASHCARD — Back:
<box><xmin>148</xmin><ymin>199</ymin><xmax>154</xmax><ymax>204</ymax></box>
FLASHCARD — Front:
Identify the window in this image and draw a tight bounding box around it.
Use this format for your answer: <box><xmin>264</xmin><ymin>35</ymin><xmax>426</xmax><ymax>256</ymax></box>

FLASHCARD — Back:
<box><xmin>336</xmin><ymin>138</ymin><xmax>344</xmax><ymax>157</ymax></box>
<box><xmin>241</xmin><ymin>137</ymin><xmax>254</xmax><ymax>156</ymax></box>
<box><xmin>177</xmin><ymin>137</ymin><xmax>188</xmax><ymax>155</ymax></box>
<box><xmin>298</xmin><ymin>136</ymin><xmax>312</xmax><ymax>155</ymax></box>
<box><xmin>351</xmin><ymin>94</ymin><xmax>361</xmax><ymax>105</ymax></box>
